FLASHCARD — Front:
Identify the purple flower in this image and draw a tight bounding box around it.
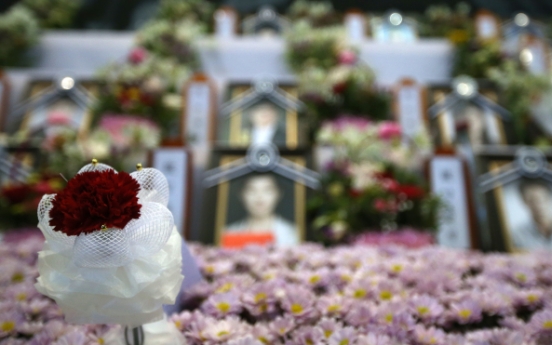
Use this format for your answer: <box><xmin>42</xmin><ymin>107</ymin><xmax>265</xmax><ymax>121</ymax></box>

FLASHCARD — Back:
<box><xmin>281</xmin><ymin>286</ymin><xmax>317</xmax><ymax>321</ymax></box>
<box><xmin>268</xmin><ymin>316</ymin><xmax>296</xmax><ymax>338</ymax></box>
<box><xmin>52</xmin><ymin>329</ymin><xmax>87</xmax><ymax>345</ymax></box>
<box><xmin>412</xmin><ymin>325</ymin><xmax>447</xmax><ymax>345</ymax></box>
<box><xmin>201</xmin><ymin>292</ymin><xmax>242</xmax><ymax>318</ymax></box>
<box><xmin>241</xmin><ymin>282</ymin><xmax>278</xmax><ymax>317</ymax></box>
<box><xmin>225</xmin><ymin>335</ymin><xmax>264</xmax><ymax>345</ymax></box>
<box><xmin>449</xmin><ymin>299</ymin><xmax>482</xmax><ymax>324</ymax></box>
<box><xmin>327</xmin><ymin>326</ymin><xmax>357</xmax><ymax>345</ymax></box>
<box><xmin>291</xmin><ymin>325</ymin><xmax>324</xmax><ymax>345</ymax></box>
<box><xmin>317</xmin><ymin>318</ymin><xmax>342</xmax><ymax>339</ymax></box>
<box><xmin>527</xmin><ymin>309</ymin><xmax>552</xmax><ymax>343</ymax></box>
<box><xmin>410</xmin><ymin>295</ymin><xmax>445</xmax><ymax>323</ymax></box>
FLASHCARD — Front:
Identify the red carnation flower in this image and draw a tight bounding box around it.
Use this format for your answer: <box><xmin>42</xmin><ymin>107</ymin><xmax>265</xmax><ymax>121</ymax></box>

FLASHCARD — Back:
<box><xmin>49</xmin><ymin>170</ymin><xmax>142</xmax><ymax>236</ymax></box>
<box><xmin>396</xmin><ymin>185</ymin><xmax>425</xmax><ymax>199</ymax></box>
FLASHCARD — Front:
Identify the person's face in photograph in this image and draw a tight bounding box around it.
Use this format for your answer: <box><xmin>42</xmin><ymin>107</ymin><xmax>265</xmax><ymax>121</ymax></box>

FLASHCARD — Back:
<box><xmin>241</xmin><ymin>175</ymin><xmax>280</xmax><ymax>219</ymax></box>
<box><xmin>251</xmin><ymin>104</ymin><xmax>278</xmax><ymax>129</ymax></box>
<box><xmin>521</xmin><ymin>183</ymin><xmax>552</xmax><ymax>237</ymax></box>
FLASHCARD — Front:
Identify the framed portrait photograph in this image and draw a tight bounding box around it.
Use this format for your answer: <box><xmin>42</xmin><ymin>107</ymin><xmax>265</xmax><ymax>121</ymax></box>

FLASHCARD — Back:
<box><xmin>218</xmin><ymin>82</ymin><xmax>304</xmax><ymax>150</ymax></box>
<box><xmin>0</xmin><ymin>71</ymin><xmax>10</xmax><ymax>133</ymax></box>
<box><xmin>181</xmin><ymin>72</ymin><xmax>217</xmax><ymax>145</ymax></box>
<box><xmin>503</xmin><ymin>14</ymin><xmax>549</xmax><ymax>74</ymax></box>
<box><xmin>479</xmin><ymin>147</ymin><xmax>552</xmax><ymax>252</ymax></box>
<box><xmin>16</xmin><ymin>78</ymin><xmax>98</xmax><ymax>136</ymax></box>
<box><xmin>428</xmin><ymin>83</ymin><xmax>511</xmax><ymax>150</ymax></box>
<box><xmin>201</xmin><ymin>151</ymin><xmax>312</xmax><ymax>248</ymax></box>
<box><xmin>149</xmin><ymin>145</ymin><xmax>192</xmax><ymax>239</ymax></box>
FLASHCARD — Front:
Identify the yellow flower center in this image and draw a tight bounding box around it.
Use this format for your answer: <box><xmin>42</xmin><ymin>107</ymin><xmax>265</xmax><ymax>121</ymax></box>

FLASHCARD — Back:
<box><xmin>384</xmin><ymin>314</ymin><xmax>393</xmax><ymax>323</ymax></box>
<box><xmin>290</xmin><ymin>303</ymin><xmax>303</xmax><ymax>314</ymax></box>
<box><xmin>327</xmin><ymin>305</ymin><xmax>340</xmax><ymax>313</ymax></box>
<box><xmin>341</xmin><ymin>274</ymin><xmax>352</xmax><ymax>282</ymax></box>
<box><xmin>216</xmin><ymin>283</ymin><xmax>233</xmax><ymax>293</ymax></box>
<box><xmin>205</xmin><ymin>266</ymin><xmax>214</xmax><ymax>274</ymax></box>
<box><xmin>1</xmin><ymin>321</ymin><xmax>15</xmax><ymax>333</ymax></box>
<box><xmin>324</xmin><ymin>330</ymin><xmax>332</xmax><ymax>338</ymax></box>
<box><xmin>217</xmin><ymin>302</ymin><xmax>231</xmax><ymax>313</ymax></box>
<box><xmin>217</xmin><ymin>330</ymin><xmax>229</xmax><ymax>337</ymax></box>
<box><xmin>543</xmin><ymin>320</ymin><xmax>552</xmax><ymax>329</ymax></box>
<box><xmin>174</xmin><ymin>321</ymin><xmax>182</xmax><ymax>329</ymax></box>
<box><xmin>339</xmin><ymin>340</ymin><xmax>349</xmax><ymax>345</ymax></box>
<box><xmin>391</xmin><ymin>264</ymin><xmax>403</xmax><ymax>273</ymax></box>
<box><xmin>16</xmin><ymin>293</ymin><xmax>27</xmax><ymax>301</ymax></box>
<box><xmin>458</xmin><ymin>309</ymin><xmax>472</xmax><ymax>319</ymax></box>
<box><xmin>527</xmin><ymin>294</ymin><xmax>538</xmax><ymax>303</ymax></box>
<box><xmin>417</xmin><ymin>306</ymin><xmax>430</xmax><ymax>315</ymax></box>
<box><xmin>98</xmin><ymin>338</ymin><xmax>105</xmax><ymax>345</ymax></box>
<box><xmin>309</xmin><ymin>275</ymin><xmax>321</xmax><ymax>284</ymax></box>
<box><xmin>11</xmin><ymin>272</ymin><xmax>24</xmax><ymax>283</ymax></box>
<box><xmin>259</xmin><ymin>336</ymin><xmax>269</xmax><ymax>344</ymax></box>
<box><xmin>379</xmin><ymin>290</ymin><xmax>393</xmax><ymax>301</ymax></box>
<box><xmin>515</xmin><ymin>273</ymin><xmax>527</xmax><ymax>283</ymax></box>
<box><xmin>255</xmin><ymin>293</ymin><xmax>267</xmax><ymax>303</ymax></box>
<box><xmin>353</xmin><ymin>289</ymin><xmax>366</xmax><ymax>299</ymax></box>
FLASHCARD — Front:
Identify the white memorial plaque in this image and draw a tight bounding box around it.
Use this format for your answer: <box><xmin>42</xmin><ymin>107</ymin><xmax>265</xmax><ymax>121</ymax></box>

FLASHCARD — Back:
<box><xmin>152</xmin><ymin>148</ymin><xmax>190</xmax><ymax>236</ymax></box>
<box><xmin>397</xmin><ymin>84</ymin><xmax>424</xmax><ymax>144</ymax></box>
<box><xmin>185</xmin><ymin>82</ymin><xmax>213</xmax><ymax>145</ymax></box>
<box><xmin>430</xmin><ymin>156</ymin><xmax>471</xmax><ymax>248</ymax></box>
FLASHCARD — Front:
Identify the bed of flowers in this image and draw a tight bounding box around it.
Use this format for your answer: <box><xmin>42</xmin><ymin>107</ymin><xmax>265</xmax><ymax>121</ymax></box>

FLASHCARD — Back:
<box><xmin>1</xmin><ymin>232</ymin><xmax>552</xmax><ymax>345</ymax></box>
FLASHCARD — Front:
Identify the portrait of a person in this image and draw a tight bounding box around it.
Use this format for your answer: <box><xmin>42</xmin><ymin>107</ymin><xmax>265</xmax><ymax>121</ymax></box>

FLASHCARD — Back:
<box><xmin>509</xmin><ymin>180</ymin><xmax>552</xmax><ymax>250</ymax></box>
<box><xmin>246</xmin><ymin>102</ymin><xmax>286</xmax><ymax>146</ymax></box>
<box><xmin>225</xmin><ymin>173</ymin><xmax>299</xmax><ymax>247</ymax></box>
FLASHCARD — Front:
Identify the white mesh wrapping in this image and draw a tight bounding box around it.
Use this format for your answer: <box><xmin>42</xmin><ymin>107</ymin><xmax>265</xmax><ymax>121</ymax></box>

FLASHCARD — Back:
<box><xmin>125</xmin><ymin>202</ymin><xmax>174</xmax><ymax>258</ymax></box>
<box><xmin>131</xmin><ymin>168</ymin><xmax>169</xmax><ymax>207</ymax></box>
<box><xmin>35</xmin><ymin>164</ymin><xmax>184</xmax><ymax>328</ymax></box>
<box><xmin>78</xmin><ymin>162</ymin><xmax>115</xmax><ymax>174</ymax></box>
<box><xmin>73</xmin><ymin>228</ymin><xmax>133</xmax><ymax>268</ymax></box>
<box><xmin>37</xmin><ymin>194</ymin><xmax>75</xmax><ymax>253</ymax></box>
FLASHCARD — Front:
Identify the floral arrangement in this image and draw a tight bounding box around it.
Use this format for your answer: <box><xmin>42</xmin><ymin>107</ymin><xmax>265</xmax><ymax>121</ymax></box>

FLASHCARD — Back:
<box><xmin>286</xmin><ymin>25</ymin><xmax>391</xmax><ymax>125</ymax></box>
<box><xmin>420</xmin><ymin>3</ymin><xmax>552</xmax><ymax>146</ymax></box>
<box><xmin>136</xmin><ymin>19</ymin><xmax>202</xmax><ymax>66</ymax></box>
<box><xmin>3</xmin><ymin>234</ymin><xmax>552</xmax><ymax>344</ymax></box>
<box><xmin>92</xmin><ymin>48</ymin><xmax>183</xmax><ymax>136</ymax></box>
<box><xmin>488</xmin><ymin>61</ymin><xmax>552</xmax><ymax>145</ymax></box>
<box><xmin>35</xmin><ymin>161</ymin><xmax>183</xmax><ymax>327</ymax></box>
<box><xmin>21</xmin><ymin>0</ymin><xmax>80</xmax><ymax>29</ymax></box>
<box><xmin>286</xmin><ymin>0</ymin><xmax>339</xmax><ymax>28</ymax></box>
<box><xmin>0</xmin><ymin>174</ymin><xmax>64</xmax><ymax>231</ymax></box>
<box><xmin>155</xmin><ymin>0</ymin><xmax>214</xmax><ymax>28</ymax></box>
<box><xmin>0</xmin><ymin>5</ymin><xmax>40</xmax><ymax>67</ymax></box>
<box><xmin>417</xmin><ymin>2</ymin><xmax>472</xmax><ymax>39</ymax></box>
<box><xmin>310</xmin><ymin>117</ymin><xmax>437</xmax><ymax>244</ymax></box>
<box><xmin>41</xmin><ymin>115</ymin><xmax>161</xmax><ymax>177</ymax></box>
